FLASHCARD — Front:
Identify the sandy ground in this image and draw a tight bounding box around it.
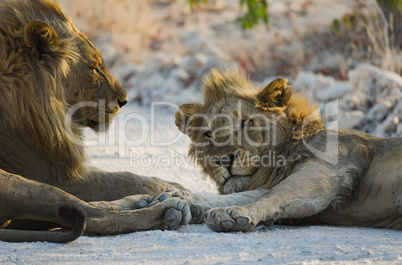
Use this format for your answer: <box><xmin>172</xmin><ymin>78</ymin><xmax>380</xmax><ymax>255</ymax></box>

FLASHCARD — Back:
<box><xmin>1</xmin><ymin>105</ymin><xmax>401</xmax><ymax>265</ymax></box>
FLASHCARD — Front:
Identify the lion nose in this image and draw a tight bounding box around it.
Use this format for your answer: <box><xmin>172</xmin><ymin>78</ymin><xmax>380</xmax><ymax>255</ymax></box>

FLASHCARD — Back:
<box><xmin>215</xmin><ymin>151</ymin><xmax>240</xmax><ymax>169</ymax></box>
<box><xmin>117</xmin><ymin>99</ymin><xmax>127</xmax><ymax>108</ymax></box>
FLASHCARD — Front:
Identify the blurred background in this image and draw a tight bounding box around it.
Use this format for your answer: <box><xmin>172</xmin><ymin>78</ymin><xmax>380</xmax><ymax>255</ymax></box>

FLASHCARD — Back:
<box><xmin>58</xmin><ymin>0</ymin><xmax>402</xmax><ymax>137</ymax></box>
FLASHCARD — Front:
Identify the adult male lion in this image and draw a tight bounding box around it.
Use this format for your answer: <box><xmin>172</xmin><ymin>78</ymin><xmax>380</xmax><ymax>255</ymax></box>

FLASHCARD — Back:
<box><xmin>0</xmin><ymin>0</ymin><xmax>190</xmax><ymax>243</ymax></box>
<box><xmin>174</xmin><ymin>69</ymin><xmax>402</xmax><ymax>232</ymax></box>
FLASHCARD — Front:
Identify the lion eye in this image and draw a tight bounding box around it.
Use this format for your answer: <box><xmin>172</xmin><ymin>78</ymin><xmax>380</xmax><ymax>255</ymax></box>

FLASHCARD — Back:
<box><xmin>242</xmin><ymin>119</ymin><xmax>253</xmax><ymax>128</ymax></box>
<box><xmin>204</xmin><ymin>131</ymin><xmax>212</xmax><ymax>138</ymax></box>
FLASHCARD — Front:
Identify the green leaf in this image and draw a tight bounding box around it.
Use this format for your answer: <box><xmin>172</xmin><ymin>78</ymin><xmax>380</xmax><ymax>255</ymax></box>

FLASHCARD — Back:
<box><xmin>187</xmin><ymin>0</ymin><xmax>269</xmax><ymax>29</ymax></box>
<box><xmin>238</xmin><ymin>0</ymin><xmax>269</xmax><ymax>29</ymax></box>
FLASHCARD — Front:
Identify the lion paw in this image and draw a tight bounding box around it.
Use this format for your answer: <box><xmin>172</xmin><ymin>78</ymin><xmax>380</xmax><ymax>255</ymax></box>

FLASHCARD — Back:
<box><xmin>205</xmin><ymin>206</ymin><xmax>256</xmax><ymax>232</ymax></box>
<box><xmin>153</xmin><ymin>188</ymin><xmax>191</xmax><ymax>203</ymax></box>
<box><xmin>160</xmin><ymin>197</ymin><xmax>191</xmax><ymax>230</ymax></box>
<box><xmin>152</xmin><ymin>188</ymin><xmax>204</xmax><ymax>224</ymax></box>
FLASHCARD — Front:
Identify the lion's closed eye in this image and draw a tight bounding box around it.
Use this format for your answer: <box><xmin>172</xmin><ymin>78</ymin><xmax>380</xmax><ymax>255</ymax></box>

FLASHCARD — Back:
<box><xmin>241</xmin><ymin>119</ymin><xmax>253</xmax><ymax>129</ymax></box>
<box><xmin>204</xmin><ymin>131</ymin><xmax>212</xmax><ymax>139</ymax></box>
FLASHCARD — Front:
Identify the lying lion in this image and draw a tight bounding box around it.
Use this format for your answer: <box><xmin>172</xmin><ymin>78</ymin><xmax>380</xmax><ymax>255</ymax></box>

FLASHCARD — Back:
<box><xmin>173</xmin><ymin>68</ymin><xmax>402</xmax><ymax>232</ymax></box>
<box><xmin>0</xmin><ymin>0</ymin><xmax>191</xmax><ymax>242</ymax></box>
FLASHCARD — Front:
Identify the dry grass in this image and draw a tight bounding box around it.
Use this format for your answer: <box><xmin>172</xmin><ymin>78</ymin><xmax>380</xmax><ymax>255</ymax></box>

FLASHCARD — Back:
<box><xmin>58</xmin><ymin>0</ymin><xmax>179</xmax><ymax>61</ymax></box>
<box><xmin>59</xmin><ymin>0</ymin><xmax>153</xmax><ymax>36</ymax></box>
<box><xmin>365</xmin><ymin>10</ymin><xmax>402</xmax><ymax>74</ymax></box>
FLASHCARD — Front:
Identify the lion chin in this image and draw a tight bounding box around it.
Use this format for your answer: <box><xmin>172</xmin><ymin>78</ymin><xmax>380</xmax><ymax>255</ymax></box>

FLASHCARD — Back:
<box><xmin>84</xmin><ymin>118</ymin><xmax>109</xmax><ymax>132</ymax></box>
<box><xmin>83</xmin><ymin>113</ymin><xmax>117</xmax><ymax>132</ymax></box>
<box><xmin>71</xmin><ymin>108</ymin><xmax>118</xmax><ymax>132</ymax></box>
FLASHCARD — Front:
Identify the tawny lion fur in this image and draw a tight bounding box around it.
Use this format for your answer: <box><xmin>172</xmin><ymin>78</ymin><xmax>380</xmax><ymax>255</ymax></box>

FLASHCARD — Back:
<box><xmin>0</xmin><ymin>0</ymin><xmax>189</xmax><ymax>243</ymax></box>
<box><xmin>174</xmin><ymin>68</ymin><xmax>402</xmax><ymax>232</ymax></box>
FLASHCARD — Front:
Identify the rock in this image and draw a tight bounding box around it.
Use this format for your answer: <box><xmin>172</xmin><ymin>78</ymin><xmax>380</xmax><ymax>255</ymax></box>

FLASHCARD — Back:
<box><xmin>342</xmin><ymin>91</ymin><xmax>370</xmax><ymax>111</ymax></box>
<box><xmin>338</xmin><ymin>111</ymin><xmax>365</xmax><ymax>129</ymax></box>
<box><xmin>367</xmin><ymin>103</ymin><xmax>390</xmax><ymax>121</ymax></box>
<box><xmin>386</xmin><ymin>88</ymin><xmax>402</xmax><ymax>106</ymax></box>
<box><xmin>141</xmin><ymin>52</ymin><xmax>180</xmax><ymax>76</ymax></box>
<box><xmin>315</xmin><ymin>82</ymin><xmax>351</xmax><ymax>101</ymax></box>
<box><xmin>179</xmin><ymin>31</ymin><xmax>223</xmax><ymax>58</ymax></box>
<box><xmin>374</xmin><ymin>115</ymin><xmax>399</xmax><ymax>136</ymax></box>
<box><xmin>180</xmin><ymin>31</ymin><xmax>204</xmax><ymax>53</ymax></box>
<box><xmin>348</xmin><ymin>64</ymin><xmax>402</xmax><ymax>93</ymax></box>
<box><xmin>377</xmin><ymin>71</ymin><xmax>402</xmax><ymax>88</ymax></box>
<box><xmin>112</xmin><ymin>64</ymin><xmax>142</xmax><ymax>83</ymax></box>
<box><xmin>127</xmin><ymin>68</ymin><xmax>166</xmax><ymax>105</ymax></box>
<box><xmin>170</xmin><ymin>68</ymin><xmax>190</xmax><ymax>86</ymax></box>
<box><xmin>341</xmin><ymin>92</ymin><xmax>366</xmax><ymax>110</ymax></box>
<box><xmin>396</xmin><ymin>123</ymin><xmax>402</xmax><ymax>136</ymax></box>
<box><xmin>343</xmin><ymin>64</ymin><xmax>402</xmax><ymax>136</ymax></box>
<box><xmin>293</xmin><ymin>72</ymin><xmax>336</xmax><ymax>98</ymax></box>
<box><xmin>306</xmin><ymin>52</ymin><xmax>345</xmax><ymax>74</ymax></box>
<box><xmin>393</xmin><ymin>102</ymin><xmax>402</xmax><ymax>119</ymax></box>
<box><xmin>180</xmin><ymin>53</ymin><xmax>208</xmax><ymax>76</ymax></box>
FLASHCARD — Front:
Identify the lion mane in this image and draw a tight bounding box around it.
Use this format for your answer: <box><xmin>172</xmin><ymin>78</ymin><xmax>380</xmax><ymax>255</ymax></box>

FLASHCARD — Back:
<box><xmin>0</xmin><ymin>0</ymin><xmax>85</xmax><ymax>181</ymax></box>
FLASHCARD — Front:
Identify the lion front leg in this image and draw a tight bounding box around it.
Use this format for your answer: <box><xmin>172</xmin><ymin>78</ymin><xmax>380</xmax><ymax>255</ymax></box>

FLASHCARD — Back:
<box><xmin>87</xmin><ymin>194</ymin><xmax>155</xmax><ymax>211</ymax></box>
<box><xmin>60</xmin><ymin>169</ymin><xmax>187</xmax><ymax>202</ymax></box>
<box><xmin>84</xmin><ymin>197</ymin><xmax>191</xmax><ymax>234</ymax></box>
<box><xmin>205</xmin><ymin>163</ymin><xmax>356</xmax><ymax>232</ymax></box>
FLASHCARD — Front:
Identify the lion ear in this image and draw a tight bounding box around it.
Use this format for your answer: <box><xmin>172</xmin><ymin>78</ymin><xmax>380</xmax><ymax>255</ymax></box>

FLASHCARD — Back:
<box><xmin>24</xmin><ymin>20</ymin><xmax>60</xmax><ymax>61</ymax></box>
<box><xmin>175</xmin><ymin>103</ymin><xmax>204</xmax><ymax>134</ymax></box>
<box><xmin>256</xmin><ymin>77</ymin><xmax>293</xmax><ymax>110</ymax></box>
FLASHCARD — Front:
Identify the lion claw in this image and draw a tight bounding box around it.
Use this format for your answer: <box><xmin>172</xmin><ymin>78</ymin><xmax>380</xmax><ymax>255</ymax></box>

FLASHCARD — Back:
<box><xmin>134</xmin><ymin>200</ymin><xmax>149</xmax><ymax>209</ymax></box>
<box><xmin>159</xmin><ymin>194</ymin><xmax>170</xmax><ymax>202</ymax></box>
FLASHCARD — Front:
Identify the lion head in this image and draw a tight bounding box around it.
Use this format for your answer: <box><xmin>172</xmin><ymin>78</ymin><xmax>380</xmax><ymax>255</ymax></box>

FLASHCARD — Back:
<box><xmin>0</xmin><ymin>0</ymin><xmax>127</xmax><ymax>180</ymax></box>
<box><xmin>22</xmin><ymin>6</ymin><xmax>128</xmax><ymax>131</ymax></box>
<box><xmin>175</xmin><ymin>69</ymin><xmax>324</xmax><ymax>194</ymax></box>
<box><xmin>61</xmin><ymin>28</ymin><xmax>128</xmax><ymax>131</ymax></box>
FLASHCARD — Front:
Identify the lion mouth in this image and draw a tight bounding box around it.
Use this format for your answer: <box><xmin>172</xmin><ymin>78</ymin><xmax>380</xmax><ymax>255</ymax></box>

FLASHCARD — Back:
<box><xmin>70</xmin><ymin>107</ymin><xmax>117</xmax><ymax>131</ymax></box>
<box><xmin>221</xmin><ymin>174</ymin><xmax>253</xmax><ymax>194</ymax></box>
<box><xmin>222</xmin><ymin>173</ymin><xmax>253</xmax><ymax>187</ymax></box>
<box><xmin>221</xmin><ymin>166</ymin><xmax>258</xmax><ymax>187</ymax></box>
